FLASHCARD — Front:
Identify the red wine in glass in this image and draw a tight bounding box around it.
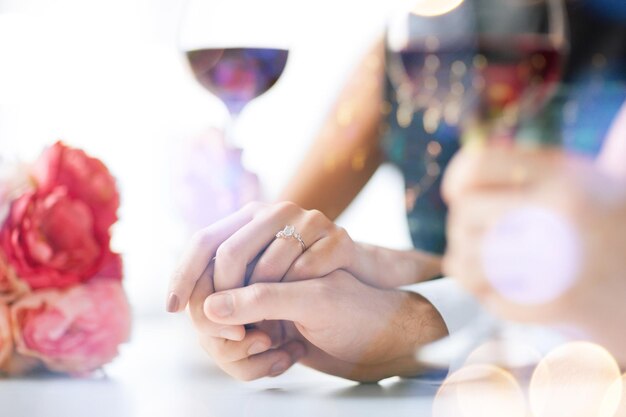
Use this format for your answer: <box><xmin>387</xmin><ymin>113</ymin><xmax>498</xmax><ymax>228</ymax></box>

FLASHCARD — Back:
<box><xmin>186</xmin><ymin>47</ymin><xmax>289</xmax><ymax>116</ymax></box>
<box><xmin>397</xmin><ymin>34</ymin><xmax>562</xmax><ymax>135</ymax></box>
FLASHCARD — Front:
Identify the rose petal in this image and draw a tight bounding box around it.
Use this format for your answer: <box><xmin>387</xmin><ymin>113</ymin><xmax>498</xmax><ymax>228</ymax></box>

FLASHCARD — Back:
<box><xmin>11</xmin><ymin>280</ymin><xmax>131</xmax><ymax>374</ymax></box>
<box><xmin>32</xmin><ymin>142</ymin><xmax>119</xmax><ymax>236</ymax></box>
<box><xmin>1</xmin><ymin>190</ymin><xmax>115</xmax><ymax>289</ymax></box>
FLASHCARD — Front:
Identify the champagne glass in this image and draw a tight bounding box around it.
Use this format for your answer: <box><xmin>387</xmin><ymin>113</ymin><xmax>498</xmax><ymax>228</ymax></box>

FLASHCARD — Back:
<box><xmin>385</xmin><ymin>0</ymin><xmax>568</xmax><ymax>368</ymax></box>
<box><xmin>178</xmin><ymin>0</ymin><xmax>292</xmax><ymax>147</ymax></box>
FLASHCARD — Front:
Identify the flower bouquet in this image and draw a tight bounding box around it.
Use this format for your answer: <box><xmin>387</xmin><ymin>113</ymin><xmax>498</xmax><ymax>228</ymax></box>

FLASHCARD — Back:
<box><xmin>0</xmin><ymin>141</ymin><xmax>130</xmax><ymax>376</ymax></box>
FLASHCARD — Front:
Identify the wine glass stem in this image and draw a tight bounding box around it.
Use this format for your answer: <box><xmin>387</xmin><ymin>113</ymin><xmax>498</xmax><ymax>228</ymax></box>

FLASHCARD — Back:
<box><xmin>224</xmin><ymin>113</ymin><xmax>241</xmax><ymax>149</ymax></box>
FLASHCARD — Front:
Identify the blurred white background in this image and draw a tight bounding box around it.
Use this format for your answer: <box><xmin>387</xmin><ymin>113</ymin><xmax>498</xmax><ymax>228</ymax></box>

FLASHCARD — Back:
<box><xmin>0</xmin><ymin>0</ymin><xmax>412</xmax><ymax>315</ymax></box>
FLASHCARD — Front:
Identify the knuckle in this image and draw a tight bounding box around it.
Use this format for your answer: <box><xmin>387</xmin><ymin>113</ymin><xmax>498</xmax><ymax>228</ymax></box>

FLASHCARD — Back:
<box><xmin>272</xmin><ymin>201</ymin><xmax>299</xmax><ymax>216</ymax></box>
<box><xmin>191</xmin><ymin>228</ymin><xmax>213</xmax><ymax>249</ymax></box>
<box><xmin>335</xmin><ymin>227</ymin><xmax>352</xmax><ymax>245</ymax></box>
<box><xmin>249</xmin><ymin>283</ymin><xmax>273</xmax><ymax>307</ymax></box>
<box><xmin>303</xmin><ymin>209</ymin><xmax>329</xmax><ymax>229</ymax></box>
<box><xmin>305</xmin><ymin>209</ymin><xmax>324</xmax><ymax>222</ymax></box>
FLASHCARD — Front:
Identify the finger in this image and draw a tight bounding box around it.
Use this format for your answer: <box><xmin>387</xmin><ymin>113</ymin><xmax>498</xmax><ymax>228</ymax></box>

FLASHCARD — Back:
<box><xmin>188</xmin><ymin>262</ymin><xmax>245</xmax><ymax>341</ymax></box>
<box><xmin>204</xmin><ymin>280</ymin><xmax>322</xmax><ymax>325</ymax></box>
<box><xmin>442</xmin><ymin>147</ymin><xmax>558</xmax><ymax>203</ymax></box>
<box><xmin>283</xmin><ymin>228</ymin><xmax>353</xmax><ymax>282</ymax></box>
<box><xmin>246</xmin><ymin>238</ymin><xmax>304</xmax><ymax>285</ymax></box>
<box><xmin>198</xmin><ymin>328</ymin><xmax>273</xmax><ymax>363</ymax></box>
<box><xmin>167</xmin><ymin>202</ymin><xmax>265</xmax><ymax>312</ymax></box>
<box><xmin>219</xmin><ymin>340</ymin><xmax>307</xmax><ymax>381</ymax></box>
<box><xmin>248</xmin><ymin>210</ymin><xmax>330</xmax><ymax>285</ymax></box>
<box><xmin>213</xmin><ymin>202</ymin><xmax>301</xmax><ymax>292</ymax></box>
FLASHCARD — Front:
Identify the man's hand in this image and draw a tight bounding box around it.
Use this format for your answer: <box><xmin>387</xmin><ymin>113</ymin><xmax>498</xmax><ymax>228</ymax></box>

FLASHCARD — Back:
<box><xmin>168</xmin><ymin>201</ymin><xmax>441</xmax><ymax>317</ymax></box>
<box><xmin>190</xmin><ymin>269</ymin><xmax>448</xmax><ymax>382</ymax></box>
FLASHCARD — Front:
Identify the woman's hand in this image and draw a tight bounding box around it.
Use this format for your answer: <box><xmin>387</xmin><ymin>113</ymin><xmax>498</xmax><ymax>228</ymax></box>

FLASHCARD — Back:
<box><xmin>442</xmin><ymin>146</ymin><xmax>626</xmax><ymax>363</ymax></box>
<box><xmin>190</xmin><ymin>268</ymin><xmax>448</xmax><ymax>382</ymax></box>
<box><xmin>167</xmin><ymin>201</ymin><xmax>358</xmax><ymax>312</ymax></box>
<box><xmin>167</xmin><ymin>201</ymin><xmax>441</xmax><ymax>318</ymax></box>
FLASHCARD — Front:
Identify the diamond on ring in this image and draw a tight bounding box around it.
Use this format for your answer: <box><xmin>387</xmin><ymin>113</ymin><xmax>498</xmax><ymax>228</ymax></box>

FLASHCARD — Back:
<box><xmin>276</xmin><ymin>225</ymin><xmax>307</xmax><ymax>252</ymax></box>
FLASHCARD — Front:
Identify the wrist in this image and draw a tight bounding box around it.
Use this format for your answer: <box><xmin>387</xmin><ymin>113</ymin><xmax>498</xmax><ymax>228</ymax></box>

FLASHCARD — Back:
<box><xmin>350</xmin><ymin>243</ymin><xmax>444</xmax><ymax>288</ymax></box>
<box><xmin>355</xmin><ymin>290</ymin><xmax>449</xmax><ymax>382</ymax></box>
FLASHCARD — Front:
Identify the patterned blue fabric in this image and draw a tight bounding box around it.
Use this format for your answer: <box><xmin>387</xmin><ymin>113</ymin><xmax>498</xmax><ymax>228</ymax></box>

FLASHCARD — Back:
<box><xmin>381</xmin><ymin>80</ymin><xmax>459</xmax><ymax>255</ymax></box>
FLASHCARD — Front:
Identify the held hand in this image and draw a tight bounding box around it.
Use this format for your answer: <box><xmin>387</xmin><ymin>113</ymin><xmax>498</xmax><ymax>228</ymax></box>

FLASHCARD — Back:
<box><xmin>442</xmin><ymin>146</ymin><xmax>626</xmax><ymax>359</ymax></box>
<box><xmin>167</xmin><ymin>201</ymin><xmax>358</xmax><ymax>314</ymax></box>
<box><xmin>168</xmin><ymin>201</ymin><xmax>443</xmax><ymax>320</ymax></box>
<box><xmin>200</xmin><ymin>270</ymin><xmax>448</xmax><ymax>382</ymax></box>
<box><xmin>187</xmin><ymin>262</ymin><xmax>307</xmax><ymax>380</ymax></box>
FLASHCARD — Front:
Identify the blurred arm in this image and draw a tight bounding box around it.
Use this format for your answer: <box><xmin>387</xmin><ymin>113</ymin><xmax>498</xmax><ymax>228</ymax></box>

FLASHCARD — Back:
<box><xmin>598</xmin><ymin>100</ymin><xmax>626</xmax><ymax>180</ymax></box>
<box><xmin>279</xmin><ymin>40</ymin><xmax>443</xmax><ymax>284</ymax></box>
<box><xmin>278</xmin><ymin>40</ymin><xmax>385</xmax><ymax>220</ymax></box>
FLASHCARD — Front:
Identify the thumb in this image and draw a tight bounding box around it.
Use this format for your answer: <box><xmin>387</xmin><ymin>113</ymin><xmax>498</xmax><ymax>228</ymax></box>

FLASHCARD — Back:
<box><xmin>203</xmin><ymin>280</ymin><xmax>321</xmax><ymax>326</ymax></box>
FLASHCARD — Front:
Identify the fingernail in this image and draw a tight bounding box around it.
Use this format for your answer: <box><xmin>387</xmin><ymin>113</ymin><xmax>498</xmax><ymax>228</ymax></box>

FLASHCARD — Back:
<box><xmin>166</xmin><ymin>293</ymin><xmax>179</xmax><ymax>313</ymax></box>
<box><xmin>219</xmin><ymin>327</ymin><xmax>241</xmax><ymax>341</ymax></box>
<box><xmin>209</xmin><ymin>293</ymin><xmax>234</xmax><ymax>318</ymax></box>
<box><xmin>270</xmin><ymin>359</ymin><xmax>290</xmax><ymax>377</ymax></box>
<box><xmin>247</xmin><ymin>342</ymin><xmax>268</xmax><ymax>356</ymax></box>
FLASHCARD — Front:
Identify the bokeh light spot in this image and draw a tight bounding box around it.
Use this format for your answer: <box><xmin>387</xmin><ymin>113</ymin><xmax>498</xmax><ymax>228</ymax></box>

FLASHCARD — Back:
<box><xmin>433</xmin><ymin>364</ymin><xmax>526</xmax><ymax>417</ymax></box>
<box><xmin>599</xmin><ymin>373</ymin><xmax>626</xmax><ymax>417</ymax></box>
<box><xmin>411</xmin><ymin>0</ymin><xmax>466</xmax><ymax>17</ymax></box>
<box><xmin>529</xmin><ymin>342</ymin><xmax>622</xmax><ymax>417</ymax></box>
<box><xmin>481</xmin><ymin>206</ymin><xmax>582</xmax><ymax>305</ymax></box>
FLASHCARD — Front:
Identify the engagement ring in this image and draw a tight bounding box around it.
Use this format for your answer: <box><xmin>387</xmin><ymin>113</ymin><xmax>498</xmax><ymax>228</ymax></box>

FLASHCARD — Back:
<box><xmin>276</xmin><ymin>225</ymin><xmax>307</xmax><ymax>252</ymax></box>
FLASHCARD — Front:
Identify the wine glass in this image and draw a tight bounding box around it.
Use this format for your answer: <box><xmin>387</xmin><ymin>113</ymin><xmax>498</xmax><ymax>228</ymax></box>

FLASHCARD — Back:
<box><xmin>178</xmin><ymin>0</ymin><xmax>292</xmax><ymax>147</ymax></box>
<box><xmin>385</xmin><ymin>0</ymin><xmax>568</xmax><ymax>369</ymax></box>
<box><xmin>175</xmin><ymin>0</ymin><xmax>293</xmax><ymax>231</ymax></box>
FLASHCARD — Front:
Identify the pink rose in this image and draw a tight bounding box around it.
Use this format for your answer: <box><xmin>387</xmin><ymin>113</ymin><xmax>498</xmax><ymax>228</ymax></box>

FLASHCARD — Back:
<box><xmin>11</xmin><ymin>280</ymin><xmax>131</xmax><ymax>374</ymax></box>
<box><xmin>31</xmin><ymin>141</ymin><xmax>119</xmax><ymax>237</ymax></box>
<box><xmin>0</xmin><ymin>188</ymin><xmax>122</xmax><ymax>290</ymax></box>
<box><xmin>0</xmin><ymin>303</ymin><xmax>12</xmax><ymax>368</ymax></box>
<box><xmin>0</xmin><ymin>253</ymin><xmax>29</xmax><ymax>303</ymax></box>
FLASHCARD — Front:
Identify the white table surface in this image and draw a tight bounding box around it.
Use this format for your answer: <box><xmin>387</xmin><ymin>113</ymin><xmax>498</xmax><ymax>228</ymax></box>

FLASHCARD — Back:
<box><xmin>0</xmin><ymin>315</ymin><xmax>442</xmax><ymax>417</ymax></box>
